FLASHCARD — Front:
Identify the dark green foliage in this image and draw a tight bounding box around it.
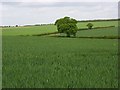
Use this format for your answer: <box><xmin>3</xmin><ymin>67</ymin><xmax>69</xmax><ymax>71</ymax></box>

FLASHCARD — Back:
<box><xmin>34</xmin><ymin>24</ymin><xmax>40</xmax><ymax>26</ymax></box>
<box><xmin>77</xmin><ymin>19</ymin><xmax>120</xmax><ymax>22</ymax></box>
<box><xmin>58</xmin><ymin>23</ymin><xmax>77</xmax><ymax>37</ymax></box>
<box><xmin>87</xmin><ymin>23</ymin><xmax>93</xmax><ymax>29</ymax></box>
<box><xmin>16</xmin><ymin>25</ymin><xmax>18</xmax><ymax>27</ymax></box>
<box><xmin>55</xmin><ymin>16</ymin><xmax>78</xmax><ymax>37</ymax></box>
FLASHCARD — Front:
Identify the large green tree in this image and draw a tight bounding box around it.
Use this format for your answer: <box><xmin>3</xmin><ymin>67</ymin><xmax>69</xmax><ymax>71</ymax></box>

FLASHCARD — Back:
<box><xmin>55</xmin><ymin>17</ymin><xmax>78</xmax><ymax>37</ymax></box>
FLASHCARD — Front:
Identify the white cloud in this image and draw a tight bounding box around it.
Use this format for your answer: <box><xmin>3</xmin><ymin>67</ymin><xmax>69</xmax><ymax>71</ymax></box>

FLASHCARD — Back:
<box><xmin>1</xmin><ymin>0</ymin><xmax>119</xmax><ymax>2</ymax></box>
<box><xmin>1</xmin><ymin>2</ymin><xmax>118</xmax><ymax>25</ymax></box>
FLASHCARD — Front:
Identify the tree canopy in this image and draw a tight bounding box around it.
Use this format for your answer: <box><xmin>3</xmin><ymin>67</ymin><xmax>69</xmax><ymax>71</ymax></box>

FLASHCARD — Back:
<box><xmin>55</xmin><ymin>16</ymin><xmax>78</xmax><ymax>37</ymax></box>
<box><xmin>87</xmin><ymin>23</ymin><xmax>93</xmax><ymax>29</ymax></box>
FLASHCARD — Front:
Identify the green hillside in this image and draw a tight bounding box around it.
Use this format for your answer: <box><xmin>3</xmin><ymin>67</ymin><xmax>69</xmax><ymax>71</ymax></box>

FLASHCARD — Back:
<box><xmin>1</xmin><ymin>20</ymin><xmax>118</xmax><ymax>36</ymax></box>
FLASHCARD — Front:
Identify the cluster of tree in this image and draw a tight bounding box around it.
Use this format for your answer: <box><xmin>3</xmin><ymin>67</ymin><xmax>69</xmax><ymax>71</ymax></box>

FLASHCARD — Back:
<box><xmin>78</xmin><ymin>19</ymin><xmax>119</xmax><ymax>22</ymax></box>
<box><xmin>55</xmin><ymin>17</ymin><xmax>78</xmax><ymax>37</ymax></box>
<box><xmin>86</xmin><ymin>23</ymin><xmax>93</xmax><ymax>29</ymax></box>
<box><xmin>16</xmin><ymin>25</ymin><xmax>19</xmax><ymax>27</ymax></box>
<box><xmin>1</xmin><ymin>26</ymin><xmax>10</xmax><ymax>28</ymax></box>
<box><xmin>1</xmin><ymin>25</ymin><xmax>20</xmax><ymax>28</ymax></box>
<box><xmin>55</xmin><ymin>16</ymin><xmax>95</xmax><ymax>37</ymax></box>
<box><xmin>24</xmin><ymin>25</ymin><xmax>33</xmax><ymax>27</ymax></box>
<box><xmin>34</xmin><ymin>23</ymin><xmax>54</xmax><ymax>26</ymax></box>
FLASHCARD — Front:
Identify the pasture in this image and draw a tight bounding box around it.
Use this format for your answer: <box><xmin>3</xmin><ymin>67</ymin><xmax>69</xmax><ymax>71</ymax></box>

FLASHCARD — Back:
<box><xmin>55</xmin><ymin>27</ymin><xmax>118</xmax><ymax>38</ymax></box>
<box><xmin>76</xmin><ymin>27</ymin><xmax>118</xmax><ymax>37</ymax></box>
<box><xmin>77</xmin><ymin>20</ymin><xmax>118</xmax><ymax>29</ymax></box>
<box><xmin>2</xmin><ymin>20</ymin><xmax>118</xmax><ymax>36</ymax></box>
<box><xmin>2</xmin><ymin>20</ymin><xmax>119</xmax><ymax>88</ymax></box>
<box><xmin>2</xmin><ymin>25</ymin><xmax>57</xmax><ymax>36</ymax></box>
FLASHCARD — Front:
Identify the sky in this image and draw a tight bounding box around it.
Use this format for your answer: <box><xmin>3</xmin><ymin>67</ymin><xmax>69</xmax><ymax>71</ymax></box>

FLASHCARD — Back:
<box><xmin>0</xmin><ymin>0</ymin><xmax>119</xmax><ymax>26</ymax></box>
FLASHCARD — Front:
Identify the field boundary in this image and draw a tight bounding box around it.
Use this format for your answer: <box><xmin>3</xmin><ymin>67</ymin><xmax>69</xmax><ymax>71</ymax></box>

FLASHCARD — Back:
<box><xmin>29</xmin><ymin>26</ymin><xmax>116</xmax><ymax>37</ymax></box>
<box><xmin>78</xmin><ymin>26</ymin><xmax>115</xmax><ymax>31</ymax></box>
<box><xmin>50</xmin><ymin>36</ymin><xmax>120</xmax><ymax>39</ymax></box>
<box><xmin>31</xmin><ymin>32</ymin><xmax>58</xmax><ymax>36</ymax></box>
<box><xmin>78</xmin><ymin>19</ymin><xmax>120</xmax><ymax>22</ymax></box>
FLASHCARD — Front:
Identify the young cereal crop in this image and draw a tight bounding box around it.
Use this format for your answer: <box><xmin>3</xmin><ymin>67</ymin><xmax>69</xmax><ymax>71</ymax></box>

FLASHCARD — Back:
<box><xmin>2</xmin><ymin>36</ymin><xmax>118</xmax><ymax>88</ymax></box>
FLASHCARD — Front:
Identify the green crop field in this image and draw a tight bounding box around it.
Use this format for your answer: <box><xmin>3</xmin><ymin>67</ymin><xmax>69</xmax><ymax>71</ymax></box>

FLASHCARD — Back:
<box><xmin>52</xmin><ymin>27</ymin><xmax>118</xmax><ymax>38</ymax></box>
<box><xmin>2</xmin><ymin>20</ymin><xmax>119</xmax><ymax>88</ymax></box>
<box><xmin>2</xmin><ymin>20</ymin><xmax>118</xmax><ymax>36</ymax></box>
<box><xmin>2</xmin><ymin>36</ymin><xmax>118</xmax><ymax>88</ymax></box>
<box><xmin>2</xmin><ymin>25</ymin><xmax>57</xmax><ymax>36</ymax></box>
<box><xmin>77</xmin><ymin>20</ymin><xmax>118</xmax><ymax>29</ymax></box>
<box><xmin>77</xmin><ymin>27</ymin><xmax>118</xmax><ymax>37</ymax></box>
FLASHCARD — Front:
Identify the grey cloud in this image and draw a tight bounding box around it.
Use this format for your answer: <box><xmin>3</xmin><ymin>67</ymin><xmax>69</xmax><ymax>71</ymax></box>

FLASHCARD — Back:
<box><xmin>2</xmin><ymin>2</ymin><xmax>23</xmax><ymax>7</ymax></box>
<box><xmin>1</xmin><ymin>2</ymin><xmax>116</xmax><ymax>8</ymax></box>
<box><xmin>1</xmin><ymin>2</ymin><xmax>118</xmax><ymax>25</ymax></box>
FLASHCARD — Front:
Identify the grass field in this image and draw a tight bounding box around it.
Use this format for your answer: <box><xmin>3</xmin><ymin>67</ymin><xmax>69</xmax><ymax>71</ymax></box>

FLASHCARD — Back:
<box><xmin>50</xmin><ymin>27</ymin><xmax>118</xmax><ymax>39</ymax></box>
<box><xmin>2</xmin><ymin>25</ymin><xmax>57</xmax><ymax>36</ymax></box>
<box><xmin>2</xmin><ymin>20</ymin><xmax>118</xmax><ymax>36</ymax></box>
<box><xmin>2</xmin><ymin>36</ymin><xmax>118</xmax><ymax>88</ymax></box>
<box><xmin>77</xmin><ymin>27</ymin><xmax>118</xmax><ymax>37</ymax></box>
<box><xmin>77</xmin><ymin>21</ymin><xmax>118</xmax><ymax>29</ymax></box>
<box><xmin>2</xmin><ymin>20</ymin><xmax>119</xmax><ymax>88</ymax></box>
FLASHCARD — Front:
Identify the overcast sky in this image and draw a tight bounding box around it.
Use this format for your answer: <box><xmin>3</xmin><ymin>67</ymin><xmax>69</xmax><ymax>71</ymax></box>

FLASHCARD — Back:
<box><xmin>0</xmin><ymin>0</ymin><xmax>119</xmax><ymax>26</ymax></box>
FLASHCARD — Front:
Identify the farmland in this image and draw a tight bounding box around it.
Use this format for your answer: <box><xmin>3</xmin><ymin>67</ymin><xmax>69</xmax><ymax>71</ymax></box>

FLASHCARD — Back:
<box><xmin>2</xmin><ymin>20</ymin><xmax>119</xmax><ymax>88</ymax></box>
<box><xmin>77</xmin><ymin>20</ymin><xmax>118</xmax><ymax>29</ymax></box>
<box><xmin>2</xmin><ymin>25</ymin><xmax>57</xmax><ymax>36</ymax></box>
<box><xmin>77</xmin><ymin>27</ymin><xmax>118</xmax><ymax>36</ymax></box>
<box><xmin>2</xmin><ymin>20</ymin><xmax>118</xmax><ymax>36</ymax></box>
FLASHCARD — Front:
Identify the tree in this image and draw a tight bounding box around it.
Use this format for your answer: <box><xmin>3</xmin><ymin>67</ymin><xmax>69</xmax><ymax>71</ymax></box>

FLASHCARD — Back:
<box><xmin>16</xmin><ymin>25</ymin><xmax>18</xmax><ymax>27</ymax></box>
<box><xmin>87</xmin><ymin>23</ymin><xmax>93</xmax><ymax>29</ymax></box>
<box><xmin>55</xmin><ymin>16</ymin><xmax>78</xmax><ymax>37</ymax></box>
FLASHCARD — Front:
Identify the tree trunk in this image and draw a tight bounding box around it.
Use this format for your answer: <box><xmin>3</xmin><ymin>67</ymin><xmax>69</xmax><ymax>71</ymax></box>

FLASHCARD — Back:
<box><xmin>73</xmin><ymin>33</ymin><xmax>76</xmax><ymax>37</ymax></box>
<box><xmin>66</xmin><ymin>33</ymin><xmax>70</xmax><ymax>37</ymax></box>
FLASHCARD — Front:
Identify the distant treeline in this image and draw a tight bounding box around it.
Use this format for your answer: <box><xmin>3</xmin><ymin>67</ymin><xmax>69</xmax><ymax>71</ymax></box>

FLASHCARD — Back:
<box><xmin>24</xmin><ymin>23</ymin><xmax>54</xmax><ymax>27</ymax></box>
<box><xmin>0</xmin><ymin>23</ymin><xmax>54</xmax><ymax>28</ymax></box>
<box><xmin>1</xmin><ymin>25</ymin><xmax>19</xmax><ymax>28</ymax></box>
<box><xmin>78</xmin><ymin>19</ymin><xmax>120</xmax><ymax>22</ymax></box>
<box><xmin>1</xmin><ymin>19</ymin><xmax>119</xmax><ymax>28</ymax></box>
